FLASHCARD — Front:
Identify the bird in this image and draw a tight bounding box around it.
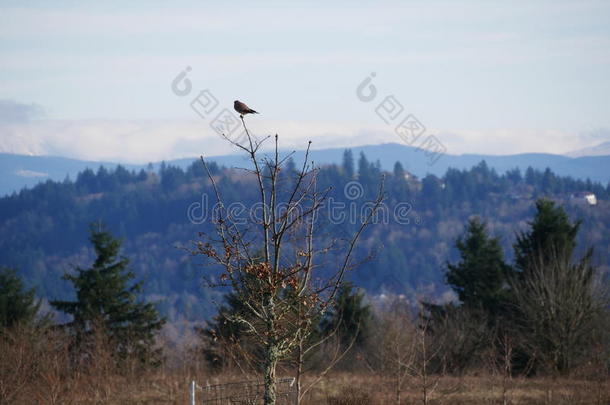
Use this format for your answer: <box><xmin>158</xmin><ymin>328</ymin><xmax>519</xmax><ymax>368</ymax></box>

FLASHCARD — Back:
<box><xmin>234</xmin><ymin>100</ymin><xmax>259</xmax><ymax>117</ymax></box>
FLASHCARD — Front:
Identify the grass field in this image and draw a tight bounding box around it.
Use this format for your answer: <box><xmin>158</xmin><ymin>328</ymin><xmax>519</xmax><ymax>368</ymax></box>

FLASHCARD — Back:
<box><xmin>19</xmin><ymin>371</ymin><xmax>605</xmax><ymax>404</ymax></box>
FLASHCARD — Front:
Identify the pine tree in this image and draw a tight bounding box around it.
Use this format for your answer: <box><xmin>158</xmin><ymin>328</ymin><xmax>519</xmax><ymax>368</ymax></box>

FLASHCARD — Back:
<box><xmin>445</xmin><ymin>218</ymin><xmax>511</xmax><ymax>316</ymax></box>
<box><xmin>421</xmin><ymin>175</ymin><xmax>442</xmax><ymax>204</ymax></box>
<box><xmin>321</xmin><ymin>283</ymin><xmax>371</xmax><ymax>347</ymax></box>
<box><xmin>342</xmin><ymin>149</ymin><xmax>354</xmax><ymax>179</ymax></box>
<box><xmin>514</xmin><ymin>199</ymin><xmax>580</xmax><ymax>275</ymax></box>
<box><xmin>525</xmin><ymin>166</ymin><xmax>536</xmax><ymax>186</ymax></box>
<box><xmin>51</xmin><ymin>223</ymin><xmax>165</xmax><ymax>365</ymax></box>
<box><xmin>357</xmin><ymin>152</ymin><xmax>370</xmax><ymax>184</ymax></box>
<box><xmin>199</xmin><ymin>291</ymin><xmax>260</xmax><ymax>370</ymax></box>
<box><xmin>0</xmin><ymin>267</ymin><xmax>41</xmax><ymax>328</ymax></box>
<box><xmin>393</xmin><ymin>161</ymin><xmax>405</xmax><ymax>178</ymax></box>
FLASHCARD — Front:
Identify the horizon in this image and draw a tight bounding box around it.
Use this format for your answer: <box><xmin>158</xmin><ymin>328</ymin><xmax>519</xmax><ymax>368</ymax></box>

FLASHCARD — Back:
<box><xmin>2</xmin><ymin>139</ymin><xmax>610</xmax><ymax>165</ymax></box>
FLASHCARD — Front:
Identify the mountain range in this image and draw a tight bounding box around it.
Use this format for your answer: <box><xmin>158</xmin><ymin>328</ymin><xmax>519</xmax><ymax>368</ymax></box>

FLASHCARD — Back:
<box><xmin>2</xmin><ymin>143</ymin><xmax>609</xmax><ymax>197</ymax></box>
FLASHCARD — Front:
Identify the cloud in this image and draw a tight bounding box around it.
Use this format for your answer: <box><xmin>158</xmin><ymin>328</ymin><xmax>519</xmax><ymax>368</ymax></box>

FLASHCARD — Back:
<box><xmin>575</xmin><ymin>128</ymin><xmax>610</xmax><ymax>144</ymax></box>
<box><xmin>0</xmin><ymin>99</ymin><xmax>44</xmax><ymax>123</ymax></box>
<box><xmin>0</xmin><ymin>118</ymin><xmax>395</xmax><ymax>163</ymax></box>
<box><xmin>435</xmin><ymin>128</ymin><xmax>598</xmax><ymax>156</ymax></box>
<box><xmin>15</xmin><ymin>169</ymin><xmax>48</xmax><ymax>178</ymax></box>
<box><xmin>1</xmin><ymin>117</ymin><xmax>607</xmax><ymax>163</ymax></box>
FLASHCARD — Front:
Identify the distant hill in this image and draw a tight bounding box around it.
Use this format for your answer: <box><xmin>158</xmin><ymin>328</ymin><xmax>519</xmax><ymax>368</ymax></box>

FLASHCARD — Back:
<box><xmin>1</xmin><ymin>143</ymin><xmax>609</xmax><ymax>197</ymax></box>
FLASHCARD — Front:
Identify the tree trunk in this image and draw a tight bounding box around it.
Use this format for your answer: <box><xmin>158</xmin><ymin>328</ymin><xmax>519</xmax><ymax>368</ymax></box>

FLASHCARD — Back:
<box><xmin>264</xmin><ymin>346</ymin><xmax>278</xmax><ymax>405</ymax></box>
<box><xmin>264</xmin><ymin>297</ymin><xmax>278</xmax><ymax>405</ymax></box>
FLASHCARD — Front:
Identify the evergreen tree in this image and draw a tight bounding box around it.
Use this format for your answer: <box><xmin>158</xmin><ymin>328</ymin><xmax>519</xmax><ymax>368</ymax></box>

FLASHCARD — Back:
<box><xmin>426</xmin><ymin>219</ymin><xmax>511</xmax><ymax>373</ymax></box>
<box><xmin>393</xmin><ymin>161</ymin><xmax>405</xmax><ymax>178</ymax></box>
<box><xmin>51</xmin><ymin>223</ymin><xmax>165</xmax><ymax>365</ymax></box>
<box><xmin>342</xmin><ymin>149</ymin><xmax>354</xmax><ymax>179</ymax></box>
<box><xmin>506</xmin><ymin>167</ymin><xmax>522</xmax><ymax>184</ymax></box>
<box><xmin>321</xmin><ymin>283</ymin><xmax>371</xmax><ymax>347</ymax></box>
<box><xmin>0</xmin><ymin>267</ymin><xmax>41</xmax><ymax>328</ymax></box>
<box><xmin>357</xmin><ymin>152</ymin><xmax>370</xmax><ymax>183</ymax></box>
<box><xmin>541</xmin><ymin>168</ymin><xmax>555</xmax><ymax>194</ymax></box>
<box><xmin>389</xmin><ymin>161</ymin><xmax>411</xmax><ymax>202</ymax></box>
<box><xmin>525</xmin><ymin>166</ymin><xmax>536</xmax><ymax>186</ymax></box>
<box><xmin>421</xmin><ymin>174</ymin><xmax>442</xmax><ymax>204</ymax></box>
<box><xmin>445</xmin><ymin>219</ymin><xmax>511</xmax><ymax>317</ymax></box>
<box><xmin>514</xmin><ymin>199</ymin><xmax>580</xmax><ymax>275</ymax></box>
<box><xmin>198</xmin><ymin>291</ymin><xmax>260</xmax><ymax>369</ymax></box>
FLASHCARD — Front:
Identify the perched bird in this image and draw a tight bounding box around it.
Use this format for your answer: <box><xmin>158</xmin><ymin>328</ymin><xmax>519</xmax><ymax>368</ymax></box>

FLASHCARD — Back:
<box><xmin>234</xmin><ymin>100</ymin><xmax>259</xmax><ymax>117</ymax></box>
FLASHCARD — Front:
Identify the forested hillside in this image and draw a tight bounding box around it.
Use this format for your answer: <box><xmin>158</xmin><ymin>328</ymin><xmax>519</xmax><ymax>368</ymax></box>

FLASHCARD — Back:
<box><xmin>1</xmin><ymin>150</ymin><xmax>608</xmax><ymax>322</ymax></box>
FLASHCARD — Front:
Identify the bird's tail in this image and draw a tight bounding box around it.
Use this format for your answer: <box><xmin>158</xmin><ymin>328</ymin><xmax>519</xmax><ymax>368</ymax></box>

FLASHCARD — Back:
<box><xmin>250</xmin><ymin>109</ymin><xmax>259</xmax><ymax>114</ymax></box>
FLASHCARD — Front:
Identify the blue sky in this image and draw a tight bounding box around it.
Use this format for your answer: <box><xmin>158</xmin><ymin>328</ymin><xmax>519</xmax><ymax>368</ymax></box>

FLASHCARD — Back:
<box><xmin>1</xmin><ymin>1</ymin><xmax>609</xmax><ymax>162</ymax></box>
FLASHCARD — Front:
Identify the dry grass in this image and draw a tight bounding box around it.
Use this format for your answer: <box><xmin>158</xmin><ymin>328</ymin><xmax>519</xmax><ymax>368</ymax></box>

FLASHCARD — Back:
<box><xmin>302</xmin><ymin>373</ymin><xmax>609</xmax><ymax>405</ymax></box>
<box><xmin>1</xmin><ymin>325</ymin><xmax>608</xmax><ymax>404</ymax></box>
<box><xmin>2</xmin><ymin>368</ymin><xmax>608</xmax><ymax>404</ymax></box>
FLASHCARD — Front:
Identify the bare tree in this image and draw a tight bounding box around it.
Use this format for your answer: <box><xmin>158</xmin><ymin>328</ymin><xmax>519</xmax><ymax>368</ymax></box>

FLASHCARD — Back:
<box><xmin>369</xmin><ymin>301</ymin><xmax>444</xmax><ymax>405</ymax></box>
<box><xmin>0</xmin><ymin>323</ymin><xmax>39</xmax><ymax>404</ymax></box>
<box><xmin>485</xmin><ymin>331</ymin><xmax>522</xmax><ymax>405</ymax></box>
<box><xmin>32</xmin><ymin>329</ymin><xmax>73</xmax><ymax>405</ymax></box>
<box><xmin>0</xmin><ymin>323</ymin><xmax>75</xmax><ymax>405</ymax></box>
<box><xmin>373</xmin><ymin>297</ymin><xmax>417</xmax><ymax>405</ymax></box>
<box><xmin>194</xmin><ymin>117</ymin><xmax>384</xmax><ymax>405</ymax></box>
<box><xmin>433</xmin><ymin>305</ymin><xmax>492</xmax><ymax>375</ymax></box>
<box><xmin>411</xmin><ymin>309</ymin><xmax>443</xmax><ymax>405</ymax></box>
<box><xmin>510</xmin><ymin>245</ymin><xmax>607</xmax><ymax>375</ymax></box>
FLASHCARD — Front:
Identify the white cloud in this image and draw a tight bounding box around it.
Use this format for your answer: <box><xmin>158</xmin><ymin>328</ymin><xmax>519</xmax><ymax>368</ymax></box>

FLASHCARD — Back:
<box><xmin>436</xmin><ymin>129</ymin><xmax>586</xmax><ymax>156</ymax></box>
<box><xmin>1</xmin><ymin>118</ymin><xmax>608</xmax><ymax>163</ymax></box>
<box><xmin>0</xmin><ymin>119</ymin><xmax>392</xmax><ymax>163</ymax></box>
<box><xmin>15</xmin><ymin>169</ymin><xmax>48</xmax><ymax>178</ymax></box>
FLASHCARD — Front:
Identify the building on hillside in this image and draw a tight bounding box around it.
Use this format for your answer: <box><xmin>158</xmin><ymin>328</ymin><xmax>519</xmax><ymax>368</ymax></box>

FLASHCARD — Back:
<box><xmin>403</xmin><ymin>171</ymin><xmax>416</xmax><ymax>181</ymax></box>
<box><xmin>570</xmin><ymin>191</ymin><xmax>597</xmax><ymax>206</ymax></box>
